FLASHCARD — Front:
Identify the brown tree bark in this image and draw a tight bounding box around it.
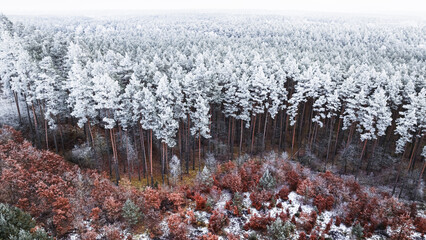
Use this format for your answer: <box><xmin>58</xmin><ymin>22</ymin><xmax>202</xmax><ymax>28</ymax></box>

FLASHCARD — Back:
<box><xmin>13</xmin><ymin>91</ymin><xmax>22</xmax><ymax>124</ymax></box>
<box><xmin>239</xmin><ymin>119</ymin><xmax>243</xmax><ymax>157</ymax></box>
<box><xmin>251</xmin><ymin>115</ymin><xmax>257</xmax><ymax>154</ymax></box>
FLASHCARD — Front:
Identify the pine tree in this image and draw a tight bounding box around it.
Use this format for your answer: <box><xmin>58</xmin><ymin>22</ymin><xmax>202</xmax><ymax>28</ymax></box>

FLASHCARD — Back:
<box><xmin>139</xmin><ymin>87</ymin><xmax>158</xmax><ymax>186</ymax></box>
<box><xmin>191</xmin><ymin>93</ymin><xmax>211</xmax><ymax>171</ymax></box>
<box><xmin>259</xmin><ymin>169</ymin><xmax>276</xmax><ymax>190</ymax></box>
<box><xmin>122</xmin><ymin>199</ymin><xmax>141</xmax><ymax>227</ymax></box>
<box><xmin>35</xmin><ymin>56</ymin><xmax>62</xmax><ymax>129</ymax></box>
<box><xmin>267</xmin><ymin>218</ymin><xmax>295</xmax><ymax>240</ymax></box>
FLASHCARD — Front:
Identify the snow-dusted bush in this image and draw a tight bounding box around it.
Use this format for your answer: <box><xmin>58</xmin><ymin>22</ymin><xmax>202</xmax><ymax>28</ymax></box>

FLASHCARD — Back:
<box><xmin>197</xmin><ymin>166</ymin><xmax>213</xmax><ymax>188</ymax></box>
<box><xmin>68</xmin><ymin>143</ymin><xmax>94</xmax><ymax>168</ymax></box>
<box><xmin>170</xmin><ymin>155</ymin><xmax>181</xmax><ymax>185</ymax></box>
<box><xmin>236</xmin><ymin>153</ymin><xmax>250</xmax><ymax>166</ymax></box>
<box><xmin>93</xmin><ymin>134</ymin><xmax>110</xmax><ymax>155</ymax></box>
<box><xmin>122</xmin><ymin>199</ymin><xmax>141</xmax><ymax>227</ymax></box>
<box><xmin>267</xmin><ymin>218</ymin><xmax>295</xmax><ymax>240</ymax></box>
<box><xmin>281</xmin><ymin>152</ymin><xmax>289</xmax><ymax>160</ymax></box>
<box><xmin>205</xmin><ymin>152</ymin><xmax>217</xmax><ymax>171</ymax></box>
<box><xmin>259</xmin><ymin>169</ymin><xmax>276</xmax><ymax>190</ymax></box>
<box><xmin>264</xmin><ymin>151</ymin><xmax>277</xmax><ymax>162</ymax></box>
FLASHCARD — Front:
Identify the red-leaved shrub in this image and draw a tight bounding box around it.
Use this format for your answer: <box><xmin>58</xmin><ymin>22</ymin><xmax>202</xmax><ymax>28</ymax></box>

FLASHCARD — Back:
<box><xmin>220</xmin><ymin>172</ymin><xmax>243</xmax><ymax>193</ymax></box>
<box><xmin>250</xmin><ymin>190</ymin><xmax>272</xmax><ymax>210</ymax></box>
<box><xmin>277</xmin><ymin>186</ymin><xmax>290</xmax><ymax>201</ymax></box>
<box><xmin>194</xmin><ymin>193</ymin><xmax>207</xmax><ymax>211</ymax></box>
<box><xmin>414</xmin><ymin>217</ymin><xmax>426</xmax><ymax>234</ymax></box>
<box><xmin>168</xmin><ymin>213</ymin><xmax>189</xmax><ymax>240</ymax></box>
<box><xmin>208</xmin><ymin>210</ymin><xmax>229</xmax><ymax>234</ymax></box>
<box><xmin>243</xmin><ymin>213</ymin><xmax>275</xmax><ymax>231</ymax></box>
<box><xmin>286</xmin><ymin>170</ymin><xmax>300</xmax><ymax>191</ymax></box>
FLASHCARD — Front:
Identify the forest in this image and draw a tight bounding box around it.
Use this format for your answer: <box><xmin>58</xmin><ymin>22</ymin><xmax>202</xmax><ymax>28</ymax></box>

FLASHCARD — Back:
<box><xmin>0</xmin><ymin>13</ymin><xmax>425</xmax><ymax>240</ymax></box>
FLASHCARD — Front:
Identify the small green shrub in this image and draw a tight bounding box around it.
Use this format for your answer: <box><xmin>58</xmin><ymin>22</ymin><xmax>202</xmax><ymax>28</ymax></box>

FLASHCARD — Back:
<box><xmin>267</xmin><ymin>218</ymin><xmax>295</xmax><ymax>240</ymax></box>
<box><xmin>351</xmin><ymin>222</ymin><xmax>364</xmax><ymax>240</ymax></box>
<box><xmin>122</xmin><ymin>199</ymin><xmax>142</xmax><ymax>227</ymax></box>
<box><xmin>259</xmin><ymin>169</ymin><xmax>276</xmax><ymax>190</ymax></box>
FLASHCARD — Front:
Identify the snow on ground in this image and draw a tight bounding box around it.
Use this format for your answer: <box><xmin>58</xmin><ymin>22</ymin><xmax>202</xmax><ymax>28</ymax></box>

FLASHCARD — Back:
<box><xmin>216</xmin><ymin>190</ymin><xmax>232</xmax><ymax>211</ymax></box>
<box><xmin>280</xmin><ymin>191</ymin><xmax>314</xmax><ymax>216</ymax></box>
<box><xmin>133</xmin><ymin>233</ymin><xmax>150</xmax><ymax>240</ymax></box>
<box><xmin>159</xmin><ymin>218</ymin><xmax>169</xmax><ymax>238</ymax></box>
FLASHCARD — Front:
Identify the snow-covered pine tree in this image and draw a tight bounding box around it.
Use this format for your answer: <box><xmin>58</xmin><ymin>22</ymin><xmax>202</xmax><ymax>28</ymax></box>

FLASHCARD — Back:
<box><xmin>155</xmin><ymin>74</ymin><xmax>179</xmax><ymax>184</ymax></box>
<box><xmin>190</xmin><ymin>93</ymin><xmax>211</xmax><ymax>171</ymax></box>
<box><xmin>259</xmin><ymin>169</ymin><xmax>276</xmax><ymax>190</ymax></box>
<box><xmin>139</xmin><ymin>86</ymin><xmax>158</xmax><ymax>186</ymax></box>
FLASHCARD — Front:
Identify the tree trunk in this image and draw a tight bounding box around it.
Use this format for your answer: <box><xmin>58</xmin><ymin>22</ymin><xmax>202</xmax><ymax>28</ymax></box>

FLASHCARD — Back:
<box><xmin>251</xmin><ymin>115</ymin><xmax>257</xmax><ymax>154</ymax></box>
<box><xmin>109</xmin><ymin>128</ymin><xmax>120</xmax><ymax>185</ymax></box>
<box><xmin>279</xmin><ymin>110</ymin><xmax>284</xmax><ymax>150</ymax></box>
<box><xmin>150</xmin><ymin>129</ymin><xmax>154</xmax><ymax>186</ymax></box>
<box><xmin>166</xmin><ymin>144</ymin><xmax>169</xmax><ymax>185</ymax></box>
<box><xmin>199</xmin><ymin>133</ymin><xmax>202</xmax><ymax>172</ymax></box>
<box><xmin>297</xmin><ymin>103</ymin><xmax>306</xmax><ymax>157</ymax></box>
<box><xmin>105</xmin><ymin>128</ymin><xmax>112</xmax><ymax>177</ymax></box>
<box><xmin>178</xmin><ymin>121</ymin><xmax>182</xmax><ymax>161</ymax></box>
<box><xmin>44</xmin><ymin>120</ymin><xmax>49</xmax><ymax>149</ymax></box>
<box><xmin>284</xmin><ymin>114</ymin><xmax>289</xmax><ymax>152</ymax></box>
<box><xmin>53</xmin><ymin>131</ymin><xmax>58</xmax><ymax>153</ymax></box>
<box><xmin>87</xmin><ymin>120</ymin><xmax>99</xmax><ymax>168</ymax></box>
<box><xmin>365</xmin><ymin>139</ymin><xmax>378</xmax><ymax>172</ymax></box>
<box><xmin>57</xmin><ymin>117</ymin><xmax>65</xmax><ymax>153</ymax></box>
<box><xmin>13</xmin><ymin>91</ymin><xmax>22</xmax><ymax>124</ymax></box>
<box><xmin>24</xmin><ymin>95</ymin><xmax>36</xmax><ymax>147</ymax></box>
<box><xmin>345</xmin><ymin>123</ymin><xmax>355</xmax><ymax>148</ymax></box>
<box><xmin>407</xmin><ymin>135</ymin><xmax>420</xmax><ymax>172</ymax></box>
<box><xmin>409</xmin><ymin>135</ymin><xmax>423</xmax><ymax>173</ymax></box>
<box><xmin>391</xmin><ymin>145</ymin><xmax>408</xmax><ymax>196</ymax></box>
<box><xmin>356</xmin><ymin>140</ymin><xmax>368</xmax><ymax>178</ymax></box>
<box><xmin>192</xmin><ymin>135</ymin><xmax>196</xmax><ymax>170</ymax></box>
<box><xmin>126</xmin><ymin>131</ymin><xmax>131</xmax><ymax>181</ymax></box>
<box><xmin>186</xmin><ymin>116</ymin><xmax>190</xmax><ymax>174</ymax></box>
<box><xmin>307</xmin><ymin>105</ymin><xmax>314</xmax><ymax>146</ymax></box>
<box><xmin>139</xmin><ymin>124</ymin><xmax>147</xmax><ymax>181</ymax></box>
<box><xmin>291</xmin><ymin>120</ymin><xmax>297</xmax><ymax>156</ymax></box>
<box><xmin>333</xmin><ymin>116</ymin><xmax>342</xmax><ymax>161</ymax></box>
<box><xmin>228</xmin><ymin>117</ymin><xmax>232</xmax><ymax>157</ymax></box>
<box><xmin>325</xmin><ymin>117</ymin><xmax>334</xmax><ymax>171</ymax></box>
<box><xmin>161</xmin><ymin>141</ymin><xmax>164</xmax><ymax>185</ymax></box>
<box><xmin>263</xmin><ymin>113</ymin><xmax>268</xmax><ymax>153</ymax></box>
<box><xmin>132</xmin><ymin>129</ymin><xmax>141</xmax><ymax>182</ymax></box>
<box><xmin>231</xmin><ymin>117</ymin><xmax>235</xmax><ymax>160</ymax></box>
<box><xmin>239</xmin><ymin>119</ymin><xmax>243</xmax><ymax>157</ymax></box>
<box><xmin>271</xmin><ymin>115</ymin><xmax>277</xmax><ymax>147</ymax></box>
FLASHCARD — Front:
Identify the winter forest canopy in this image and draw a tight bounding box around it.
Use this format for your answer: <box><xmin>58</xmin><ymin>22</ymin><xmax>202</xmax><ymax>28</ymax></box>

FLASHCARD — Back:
<box><xmin>0</xmin><ymin>12</ymin><xmax>425</xmax><ymax>239</ymax></box>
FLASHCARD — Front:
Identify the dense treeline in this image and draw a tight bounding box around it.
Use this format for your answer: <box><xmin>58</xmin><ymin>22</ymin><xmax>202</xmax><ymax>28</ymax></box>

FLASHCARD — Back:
<box><xmin>0</xmin><ymin>14</ymin><xmax>425</xmax><ymax>197</ymax></box>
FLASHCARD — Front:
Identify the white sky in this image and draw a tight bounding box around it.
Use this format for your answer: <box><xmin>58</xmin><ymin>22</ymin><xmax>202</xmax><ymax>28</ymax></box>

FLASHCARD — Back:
<box><xmin>1</xmin><ymin>0</ymin><xmax>425</xmax><ymax>15</ymax></box>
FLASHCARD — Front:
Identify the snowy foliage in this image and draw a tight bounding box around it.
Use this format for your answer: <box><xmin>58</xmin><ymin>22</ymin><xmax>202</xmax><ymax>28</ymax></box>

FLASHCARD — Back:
<box><xmin>259</xmin><ymin>169</ymin><xmax>276</xmax><ymax>190</ymax></box>
<box><xmin>197</xmin><ymin>166</ymin><xmax>213</xmax><ymax>188</ymax></box>
<box><xmin>0</xmin><ymin>13</ymin><xmax>425</xmax><ymax>163</ymax></box>
<box><xmin>169</xmin><ymin>155</ymin><xmax>181</xmax><ymax>185</ymax></box>
<box><xmin>204</xmin><ymin>153</ymin><xmax>217</xmax><ymax>171</ymax></box>
<box><xmin>267</xmin><ymin>218</ymin><xmax>295</xmax><ymax>240</ymax></box>
<box><xmin>69</xmin><ymin>143</ymin><xmax>94</xmax><ymax>167</ymax></box>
